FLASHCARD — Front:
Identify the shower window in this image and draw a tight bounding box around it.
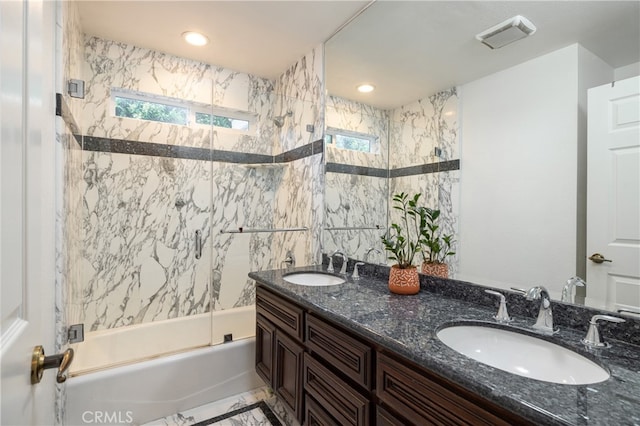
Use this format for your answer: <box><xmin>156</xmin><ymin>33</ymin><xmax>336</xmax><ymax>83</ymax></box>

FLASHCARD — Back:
<box><xmin>194</xmin><ymin>111</ymin><xmax>251</xmax><ymax>131</ymax></box>
<box><xmin>325</xmin><ymin>127</ymin><xmax>380</xmax><ymax>154</ymax></box>
<box><xmin>112</xmin><ymin>89</ymin><xmax>255</xmax><ymax>133</ymax></box>
<box><xmin>114</xmin><ymin>93</ymin><xmax>189</xmax><ymax>125</ymax></box>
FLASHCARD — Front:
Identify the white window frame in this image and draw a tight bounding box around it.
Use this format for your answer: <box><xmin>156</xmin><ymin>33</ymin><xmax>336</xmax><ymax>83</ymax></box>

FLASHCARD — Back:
<box><xmin>325</xmin><ymin>127</ymin><xmax>380</xmax><ymax>154</ymax></box>
<box><xmin>111</xmin><ymin>88</ymin><xmax>256</xmax><ymax>135</ymax></box>
<box><xmin>191</xmin><ymin>105</ymin><xmax>256</xmax><ymax>136</ymax></box>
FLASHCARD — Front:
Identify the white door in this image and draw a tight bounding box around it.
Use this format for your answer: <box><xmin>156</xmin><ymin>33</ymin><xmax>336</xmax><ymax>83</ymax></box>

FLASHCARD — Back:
<box><xmin>586</xmin><ymin>76</ymin><xmax>640</xmax><ymax>312</ymax></box>
<box><xmin>1</xmin><ymin>0</ymin><xmax>57</xmax><ymax>424</ymax></box>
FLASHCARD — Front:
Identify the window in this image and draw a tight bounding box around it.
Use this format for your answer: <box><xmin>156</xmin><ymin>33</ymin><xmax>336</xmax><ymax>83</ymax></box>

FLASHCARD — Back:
<box><xmin>112</xmin><ymin>89</ymin><xmax>255</xmax><ymax>133</ymax></box>
<box><xmin>115</xmin><ymin>96</ymin><xmax>188</xmax><ymax>125</ymax></box>
<box><xmin>194</xmin><ymin>112</ymin><xmax>250</xmax><ymax>131</ymax></box>
<box><xmin>325</xmin><ymin>128</ymin><xmax>379</xmax><ymax>154</ymax></box>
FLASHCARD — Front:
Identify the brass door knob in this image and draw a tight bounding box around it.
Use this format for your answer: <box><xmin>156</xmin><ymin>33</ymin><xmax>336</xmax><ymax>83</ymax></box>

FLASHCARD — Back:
<box><xmin>588</xmin><ymin>253</ymin><xmax>613</xmax><ymax>264</ymax></box>
<box><xmin>31</xmin><ymin>346</ymin><xmax>74</xmax><ymax>384</ymax></box>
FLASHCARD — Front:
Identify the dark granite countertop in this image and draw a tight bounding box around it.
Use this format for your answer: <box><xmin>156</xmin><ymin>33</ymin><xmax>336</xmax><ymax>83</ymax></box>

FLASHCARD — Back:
<box><xmin>249</xmin><ymin>263</ymin><xmax>640</xmax><ymax>426</ymax></box>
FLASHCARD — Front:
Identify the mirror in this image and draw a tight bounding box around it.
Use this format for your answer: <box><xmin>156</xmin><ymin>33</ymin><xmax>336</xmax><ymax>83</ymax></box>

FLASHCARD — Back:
<box><xmin>322</xmin><ymin>94</ymin><xmax>390</xmax><ymax>262</ymax></box>
<box><xmin>323</xmin><ymin>1</ymin><xmax>640</xmax><ymax>313</ymax></box>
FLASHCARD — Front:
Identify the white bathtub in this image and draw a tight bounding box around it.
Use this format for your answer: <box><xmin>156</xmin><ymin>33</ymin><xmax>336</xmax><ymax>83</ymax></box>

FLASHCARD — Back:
<box><xmin>66</xmin><ymin>307</ymin><xmax>264</xmax><ymax>425</ymax></box>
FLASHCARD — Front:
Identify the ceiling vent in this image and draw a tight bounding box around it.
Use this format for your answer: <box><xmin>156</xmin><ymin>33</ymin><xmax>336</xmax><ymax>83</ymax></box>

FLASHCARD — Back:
<box><xmin>476</xmin><ymin>15</ymin><xmax>537</xmax><ymax>49</ymax></box>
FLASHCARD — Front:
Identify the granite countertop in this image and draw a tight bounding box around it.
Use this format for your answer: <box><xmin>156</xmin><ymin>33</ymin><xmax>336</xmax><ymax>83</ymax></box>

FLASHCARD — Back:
<box><xmin>249</xmin><ymin>264</ymin><xmax>640</xmax><ymax>426</ymax></box>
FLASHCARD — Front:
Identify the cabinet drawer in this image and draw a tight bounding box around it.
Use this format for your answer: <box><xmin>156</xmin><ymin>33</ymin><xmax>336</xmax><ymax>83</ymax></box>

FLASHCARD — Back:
<box><xmin>303</xmin><ymin>353</ymin><xmax>370</xmax><ymax>426</ymax></box>
<box><xmin>375</xmin><ymin>405</ymin><xmax>406</xmax><ymax>426</ymax></box>
<box><xmin>305</xmin><ymin>395</ymin><xmax>340</xmax><ymax>426</ymax></box>
<box><xmin>305</xmin><ymin>313</ymin><xmax>373</xmax><ymax>390</ymax></box>
<box><xmin>256</xmin><ymin>286</ymin><xmax>304</xmax><ymax>341</ymax></box>
<box><xmin>377</xmin><ymin>353</ymin><xmax>526</xmax><ymax>426</ymax></box>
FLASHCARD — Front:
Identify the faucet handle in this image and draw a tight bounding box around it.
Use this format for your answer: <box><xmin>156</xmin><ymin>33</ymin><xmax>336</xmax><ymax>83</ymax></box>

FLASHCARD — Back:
<box><xmin>327</xmin><ymin>256</ymin><xmax>335</xmax><ymax>273</ymax></box>
<box><xmin>352</xmin><ymin>262</ymin><xmax>365</xmax><ymax>280</ymax></box>
<box><xmin>485</xmin><ymin>290</ymin><xmax>512</xmax><ymax>323</ymax></box>
<box><xmin>581</xmin><ymin>315</ymin><xmax>626</xmax><ymax>348</ymax></box>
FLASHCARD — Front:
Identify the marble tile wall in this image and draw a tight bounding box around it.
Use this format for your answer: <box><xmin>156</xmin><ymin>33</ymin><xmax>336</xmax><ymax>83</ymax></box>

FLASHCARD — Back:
<box><xmin>272</xmin><ymin>45</ymin><xmax>325</xmax><ymax>266</ymax></box>
<box><xmin>323</xmin><ymin>95</ymin><xmax>389</xmax><ymax>259</ymax></box>
<box><xmin>324</xmin><ymin>172</ymin><xmax>387</xmax><ymax>259</ymax></box>
<box><xmin>388</xmin><ymin>88</ymin><xmax>460</xmax><ymax>274</ymax></box>
<box><xmin>389</xmin><ymin>87</ymin><xmax>458</xmax><ymax>168</ymax></box>
<box><xmin>325</xmin><ymin>95</ymin><xmax>389</xmax><ymax>168</ymax></box>
<box><xmin>76</xmin><ymin>36</ymin><xmax>323</xmax><ymax>332</ymax></box>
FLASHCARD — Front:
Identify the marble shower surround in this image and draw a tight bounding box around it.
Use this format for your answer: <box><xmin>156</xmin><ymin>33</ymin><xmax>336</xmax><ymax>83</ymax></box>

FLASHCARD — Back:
<box><xmin>324</xmin><ymin>95</ymin><xmax>390</xmax><ymax>258</ymax></box>
<box><xmin>272</xmin><ymin>45</ymin><xmax>325</xmax><ymax>266</ymax></box>
<box><xmin>78</xmin><ymin>36</ymin><xmax>324</xmax><ymax>331</ymax></box>
<box><xmin>388</xmin><ymin>88</ymin><xmax>460</xmax><ymax>273</ymax></box>
<box><xmin>325</xmin><ymin>95</ymin><xmax>389</xmax><ymax>169</ymax></box>
<box><xmin>322</xmin><ymin>89</ymin><xmax>459</xmax><ymax>264</ymax></box>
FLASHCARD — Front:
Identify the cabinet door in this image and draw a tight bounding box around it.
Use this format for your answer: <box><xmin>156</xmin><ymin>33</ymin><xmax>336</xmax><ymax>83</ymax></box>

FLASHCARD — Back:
<box><xmin>256</xmin><ymin>314</ymin><xmax>275</xmax><ymax>387</ymax></box>
<box><xmin>274</xmin><ymin>329</ymin><xmax>305</xmax><ymax>422</ymax></box>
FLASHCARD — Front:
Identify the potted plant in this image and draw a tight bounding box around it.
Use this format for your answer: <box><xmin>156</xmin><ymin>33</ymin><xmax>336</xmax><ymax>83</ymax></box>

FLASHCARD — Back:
<box><xmin>419</xmin><ymin>207</ymin><xmax>455</xmax><ymax>278</ymax></box>
<box><xmin>381</xmin><ymin>192</ymin><xmax>424</xmax><ymax>295</ymax></box>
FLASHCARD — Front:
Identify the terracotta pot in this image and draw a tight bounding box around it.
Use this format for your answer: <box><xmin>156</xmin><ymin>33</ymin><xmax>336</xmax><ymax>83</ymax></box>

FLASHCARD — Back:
<box><xmin>421</xmin><ymin>262</ymin><xmax>448</xmax><ymax>278</ymax></box>
<box><xmin>388</xmin><ymin>265</ymin><xmax>420</xmax><ymax>295</ymax></box>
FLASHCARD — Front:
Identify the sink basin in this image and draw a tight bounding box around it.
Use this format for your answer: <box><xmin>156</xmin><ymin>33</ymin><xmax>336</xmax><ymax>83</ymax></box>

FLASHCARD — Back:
<box><xmin>436</xmin><ymin>325</ymin><xmax>609</xmax><ymax>385</ymax></box>
<box><xmin>282</xmin><ymin>272</ymin><xmax>346</xmax><ymax>286</ymax></box>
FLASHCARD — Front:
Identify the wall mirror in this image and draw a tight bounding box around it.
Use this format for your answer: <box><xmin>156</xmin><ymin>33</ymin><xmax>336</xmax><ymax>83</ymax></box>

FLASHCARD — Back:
<box><xmin>323</xmin><ymin>1</ymin><xmax>640</xmax><ymax>314</ymax></box>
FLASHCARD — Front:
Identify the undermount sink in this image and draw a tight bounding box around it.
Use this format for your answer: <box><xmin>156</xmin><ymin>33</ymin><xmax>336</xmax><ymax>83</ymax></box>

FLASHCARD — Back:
<box><xmin>282</xmin><ymin>272</ymin><xmax>346</xmax><ymax>286</ymax></box>
<box><xmin>436</xmin><ymin>324</ymin><xmax>610</xmax><ymax>385</ymax></box>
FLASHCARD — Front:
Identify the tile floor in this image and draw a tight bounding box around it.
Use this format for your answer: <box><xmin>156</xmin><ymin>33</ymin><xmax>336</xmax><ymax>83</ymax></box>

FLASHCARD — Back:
<box><xmin>141</xmin><ymin>387</ymin><xmax>299</xmax><ymax>426</ymax></box>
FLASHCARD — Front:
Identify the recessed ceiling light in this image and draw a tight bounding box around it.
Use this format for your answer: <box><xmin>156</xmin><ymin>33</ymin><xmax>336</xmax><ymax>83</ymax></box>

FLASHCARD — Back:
<box><xmin>182</xmin><ymin>31</ymin><xmax>209</xmax><ymax>47</ymax></box>
<box><xmin>357</xmin><ymin>84</ymin><xmax>375</xmax><ymax>93</ymax></box>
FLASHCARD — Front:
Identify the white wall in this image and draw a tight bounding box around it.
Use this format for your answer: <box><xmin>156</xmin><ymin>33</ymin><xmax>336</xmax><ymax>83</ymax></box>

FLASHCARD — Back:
<box><xmin>457</xmin><ymin>44</ymin><xmax>612</xmax><ymax>298</ymax></box>
<box><xmin>615</xmin><ymin>61</ymin><xmax>640</xmax><ymax>81</ymax></box>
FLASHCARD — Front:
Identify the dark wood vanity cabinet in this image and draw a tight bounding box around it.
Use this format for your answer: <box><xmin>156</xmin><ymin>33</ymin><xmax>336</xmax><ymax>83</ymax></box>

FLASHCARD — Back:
<box><xmin>256</xmin><ymin>287</ymin><xmax>305</xmax><ymax>421</ymax></box>
<box><xmin>255</xmin><ymin>285</ymin><xmax>532</xmax><ymax>426</ymax></box>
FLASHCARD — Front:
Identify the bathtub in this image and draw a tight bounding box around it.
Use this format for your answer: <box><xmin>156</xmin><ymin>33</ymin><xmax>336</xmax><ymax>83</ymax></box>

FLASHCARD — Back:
<box><xmin>66</xmin><ymin>307</ymin><xmax>264</xmax><ymax>425</ymax></box>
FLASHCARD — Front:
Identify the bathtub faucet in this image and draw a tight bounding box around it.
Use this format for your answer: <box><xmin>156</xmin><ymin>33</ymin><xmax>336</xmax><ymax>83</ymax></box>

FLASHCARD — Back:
<box><xmin>281</xmin><ymin>250</ymin><xmax>295</xmax><ymax>269</ymax></box>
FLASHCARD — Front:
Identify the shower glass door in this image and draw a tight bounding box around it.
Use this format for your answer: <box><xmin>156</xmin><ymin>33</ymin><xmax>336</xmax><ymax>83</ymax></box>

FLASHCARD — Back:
<box><xmin>69</xmin><ymin>37</ymin><xmax>215</xmax><ymax>373</ymax></box>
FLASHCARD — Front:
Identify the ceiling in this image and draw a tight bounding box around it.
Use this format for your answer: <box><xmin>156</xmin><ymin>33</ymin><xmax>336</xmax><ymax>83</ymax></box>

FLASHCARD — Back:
<box><xmin>327</xmin><ymin>1</ymin><xmax>640</xmax><ymax>109</ymax></box>
<box><xmin>77</xmin><ymin>1</ymin><xmax>370</xmax><ymax>80</ymax></box>
<box><xmin>78</xmin><ymin>1</ymin><xmax>640</xmax><ymax>110</ymax></box>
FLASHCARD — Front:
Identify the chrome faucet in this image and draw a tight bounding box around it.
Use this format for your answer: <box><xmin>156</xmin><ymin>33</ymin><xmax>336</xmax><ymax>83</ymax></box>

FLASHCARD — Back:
<box><xmin>364</xmin><ymin>247</ymin><xmax>383</xmax><ymax>264</ymax></box>
<box><xmin>582</xmin><ymin>315</ymin><xmax>625</xmax><ymax>348</ymax></box>
<box><xmin>512</xmin><ymin>286</ymin><xmax>556</xmax><ymax>334</ymax></box>
<box><xmin>327</xmin><ymin>250</ymin><xmax>348</xmax><ymax>275</ymax></box>
<box><xmin>561</xmin><ymin>276</ymin><xmax>586</xmax><ymax>303</ymax></box>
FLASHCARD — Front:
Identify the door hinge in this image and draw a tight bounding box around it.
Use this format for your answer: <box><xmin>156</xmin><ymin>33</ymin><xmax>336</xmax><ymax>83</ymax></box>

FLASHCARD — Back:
<box><xmin>68</xmin><ymin>324</ymin><xmax>84</xmax><ymax>344</ymax></box>
<box><xmin>68</xmin><ymin>79</ymin><xmax>85</xmax><ymax>99</ymax></box>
